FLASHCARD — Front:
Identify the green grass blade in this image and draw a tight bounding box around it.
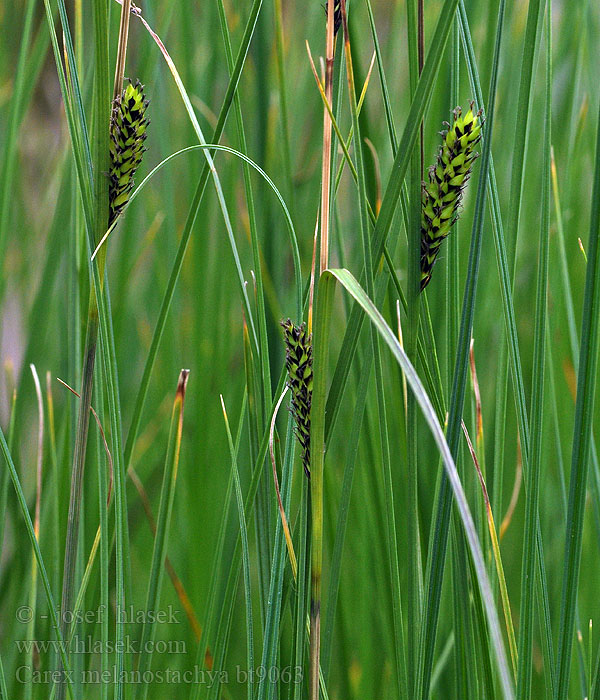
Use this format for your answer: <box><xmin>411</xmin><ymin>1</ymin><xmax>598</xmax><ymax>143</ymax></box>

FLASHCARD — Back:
<box><xmin>0</xmin><ymin>429</ymin><xmax>75</xmax><ymax>700</ymax></box>
<box><xmin>41</xmin><ymin>0</ymin><xmax>93</xmax><ymax>227</ymax></box>
<box><xmin>188</xmin><ymin>393</ymin><xmax>246</xmax><ymax>699</ymax></box>
<box><xmin>308</xmin><ymin>272</ymin><xmax>336</xmax><ymax>700</ymax></box>
<box><xmin>0</xmin><ymin>0</ymin><xmax>36</xmax><ymax>271</ymax></box>
<box><xmin>325</xmin><ymin>267</ymin><xmax>514</xmax><ymax>699</ymax></box>
<box><xmin>446</xmin><ymin>19</ymin><xmax>475</xmax><ymax>698</ymax></box>
<box><xmin>405</xmin><ymin>1</ymin><xmax>424</xmax><ymax>692</ymax></box>
<box><xmin>217</xmin><ymin>0</ymin><xmax>273</xmax><ymax>426</ymax></box>
<box><xmin>364</xmin><ymin>0</ymin><xmax>397</xmax><ymax>153</ymax></box>
<box><xmin>123</xmin><ymin>0</ymin><xmax>265</xmax><ymax>471</ymax></box>
<box><xmin>190</xmin><ymin>367</ymin><xmax>288</xmax><ymax>700</ymax></box>
<box><xmin>0</xmin><ymin>655</ymin><xmax>7</xmax><ymax>700</ymax></box>
<box><xmin>505</xmin><ymin>0</ymin><xmax>546</xmax><ymax>273</ymax></box>
<box><xmin>122</xmin><ymin>144</ymin><xmax>300</xmax><ymax>286</ymax></box>
<box><xmin>418</xmin><ymin>3</ymin><xmax>504</xmax><ymax>695</ymax></box>
<box><xmin>255</xmin><ymin>414</ymin><xmax>295</xmax><ymax>700</ymax></box>
<box><xmin>93</xmin><ymin>368</ymin><xmax>110</xmax><ymax>700</ymax></box>
<box><xmin>554</xmin><ymin>96</ymin><xmax>600</xmax><ymax>700</ymax></box>
<box><xmin>325</xmin><ymin>0</ymin><xmax>459</xmax><ymax>444</ymax></box>
<box><xmin>516</xmin><ymin>3</ymin><xmax>552</xmax><ymax>697</ymax></box>
<box><xmin>321</xmin><ymin>348</ymin><xmax>374</xmax><ymax>677</ymax></box>
<box><xmin>137</xmin><ymin>370</ymin><xmax>190</xmax><ymax>699</ymax></box>
<box><xmin>458</xmin><ymin>3</ymin><xmax>557</xmax><ymax>688</ymax></box>
<box><xmin>291</xmin><ymin>476</ymin><xmax>309</xmax><ymax>700</ymax></box>
<box><xmin>340</xmin><ymin>7</ymin><xmax>406</xmax><ymax>696</ymax></box>
<box><xmin>220</xmin><ymin>395</ymin><xmax>255</xmax><ymax>700</ymax></box>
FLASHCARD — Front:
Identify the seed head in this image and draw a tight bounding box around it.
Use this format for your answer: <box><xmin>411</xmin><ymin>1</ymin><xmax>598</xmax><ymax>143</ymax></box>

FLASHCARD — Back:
<box><xmin>420</xmin><ymin>103</ymin><xmax>482</xmax><ymax>291</ymax></box>
<box><xmin>281</xmin><ymin>319</ymin><xmax>313</xmax><ymax>478</ymax></box>
<box><xmin>109</xmin><ymin>79</ymin><xmax>150</xmax><ymax>226</ymax></box>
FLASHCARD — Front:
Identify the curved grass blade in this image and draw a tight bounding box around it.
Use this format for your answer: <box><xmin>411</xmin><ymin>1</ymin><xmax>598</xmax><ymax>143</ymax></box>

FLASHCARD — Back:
<box><xmin>418</xmin><ymin>3</ymin><xmax>504</xmax><ymax>695</ymax></box>
<box><xmin>128</xmin><ymin>5</ymin><xmax>259</xmax><ymax>352</ymax></box>
<box><xmin>105</xmin><ymin>144</ymin><xmax>300</xmax><ymax>296</ymax></box>
<box><xmin>217</xmin><ymin>0</ymin><xmax>275</xmax><ymax>439</ymax></box>
<box><xmin>322</xmin><ymin>268</ymin><xmax>514</xmax><ymax>699</ymax></box>
<box><xmin>123</xmin><ymin>0</ymin><xmax>265</xmax><ymax>472</ymax></box>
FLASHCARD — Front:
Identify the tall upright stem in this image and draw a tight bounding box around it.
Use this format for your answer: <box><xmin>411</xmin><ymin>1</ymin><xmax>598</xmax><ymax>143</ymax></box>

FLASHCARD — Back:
<box><xmin>113</xmin><ymin>0</ymin><xmax>132</xmax><ymax>101</ymax></box>
<box><xmin>319</xmin><ymin>1</ymin><xmax>335</xmax><ymax>273</ymax></box>
<box><xmin>58</xmin><ymin>3</ymin><xmax>131</xmax><ymax>697</ymax></box>
<box><xmin>311</xmin><ymin>9</ymin><xmax>336</xmax><ymax>698</ymax></box>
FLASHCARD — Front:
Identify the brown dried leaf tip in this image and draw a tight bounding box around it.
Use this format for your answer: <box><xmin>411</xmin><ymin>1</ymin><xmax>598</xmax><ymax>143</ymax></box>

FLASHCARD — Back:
<box><xmin>281</xmin><ymin>319</ymin><xmax>313</xmax><ymax>478</ymax></box>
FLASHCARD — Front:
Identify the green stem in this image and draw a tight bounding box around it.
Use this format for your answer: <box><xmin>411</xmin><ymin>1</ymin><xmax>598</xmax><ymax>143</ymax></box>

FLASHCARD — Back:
<box><xmin>516</xmin><ymin>2</ymin><xmax>552</xmax><ymax>696</ymax></box>
<box><xmin>406</xmin><ymin>1</ymin><xmax>423</xmax><ymax>692</ymax></box>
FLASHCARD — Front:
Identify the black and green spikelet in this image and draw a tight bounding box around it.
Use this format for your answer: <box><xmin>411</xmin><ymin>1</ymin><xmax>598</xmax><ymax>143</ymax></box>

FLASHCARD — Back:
<box><xmin>281</xmin><ymin>320</ymin><xmax>313</xmax><ymax>478</ymax></box>
<box><xmin>420</xmin><ymin>104</ymin><xmax>482</xmax><ymax>290</ymax></box>
<box><xmin>109</xmin><ymin>79</ymin><xmax>149</xmax><ymax>226</ymax></box>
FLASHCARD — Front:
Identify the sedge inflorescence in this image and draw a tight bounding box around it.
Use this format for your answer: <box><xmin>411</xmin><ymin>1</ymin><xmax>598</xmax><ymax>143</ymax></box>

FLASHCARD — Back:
<box><xmin>420</xmin><ymin>103</ymin><xmax>482</xmax><ymax>291</ymax></box>
<box><xmin>281</xmin><ymin>319</ymin><xmax>313</xmax><ymax>478</ymax></box>
<box><xmin>109</xmin><ymin>79</ymin><xmax>150</xmax><ymax>227</ymax></box>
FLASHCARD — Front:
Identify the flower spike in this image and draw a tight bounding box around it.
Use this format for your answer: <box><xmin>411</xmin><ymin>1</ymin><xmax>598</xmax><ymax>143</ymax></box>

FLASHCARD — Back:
<box><xmin>281</xmin><ymin>319</ymin><xmax>313</xmax><ymax>477</ymax></box>
<box><xmin>420</xmin><ymin>103</ymin><xmax>482</xmax><ymax>290</ymax></box>
<box><xmin>109</xmin><ymin>78</ymin><xmax>150</xmax><ymax>226</ymax></box>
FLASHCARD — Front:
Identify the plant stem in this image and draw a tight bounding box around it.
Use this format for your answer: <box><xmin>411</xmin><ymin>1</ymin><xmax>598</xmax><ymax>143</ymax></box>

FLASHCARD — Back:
<box><xmin>58</xmin><ymin>1</ymin><xmax>128</xmax><ymax>696</ymax></box>
<box><xmin>319</xmin><ymin>0</ymin><xmax>335</xmax><ymax>274</ymax></box>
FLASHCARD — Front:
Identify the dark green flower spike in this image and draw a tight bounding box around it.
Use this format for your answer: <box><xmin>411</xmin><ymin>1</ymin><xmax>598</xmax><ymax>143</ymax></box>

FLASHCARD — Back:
<box><xmin>281</xmin><ymin>319</ymin><xmax>313</xmax><ymax>478</ymax></box>
<box><xmin>109</xmin><ymin>79</ymin><xmax>149</xmax><ymax>227</ymax></box>
<box><xmin>420</xmin><ymin>103</ymin><xmax>482</xmax><ymax>291</ymax></box>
